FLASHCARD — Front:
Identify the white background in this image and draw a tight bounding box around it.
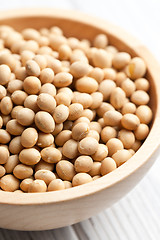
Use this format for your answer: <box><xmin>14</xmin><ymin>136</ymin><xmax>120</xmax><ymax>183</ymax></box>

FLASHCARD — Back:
<box><xmin>0</xmin><ymin>0</ymin><xmax>160</xmax><ymax>239</ymax></box>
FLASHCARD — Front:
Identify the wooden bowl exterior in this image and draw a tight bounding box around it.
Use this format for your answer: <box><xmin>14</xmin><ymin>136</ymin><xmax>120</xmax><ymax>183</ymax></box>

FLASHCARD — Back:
<box><xmin>0</xmin><ymin>9</ymin><xmax>160</xmax><ymax>231</ymax></box>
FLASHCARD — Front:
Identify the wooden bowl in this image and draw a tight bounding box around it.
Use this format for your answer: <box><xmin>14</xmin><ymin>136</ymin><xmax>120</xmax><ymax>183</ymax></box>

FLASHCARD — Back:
<box><xmin>0</xmin><ymin>9</ymin><xmax>160</xmax><ymax>231</ymax></box>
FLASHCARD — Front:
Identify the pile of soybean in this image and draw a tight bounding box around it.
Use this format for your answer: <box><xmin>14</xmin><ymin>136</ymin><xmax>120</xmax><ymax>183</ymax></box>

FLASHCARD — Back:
<box><xmin>0</xmin><ymin>25</ymin><xmax>152</xmax><ymax>193</ymax></box>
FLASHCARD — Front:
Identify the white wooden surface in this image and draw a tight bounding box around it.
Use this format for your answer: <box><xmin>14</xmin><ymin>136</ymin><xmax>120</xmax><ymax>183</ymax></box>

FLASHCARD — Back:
<box><xmin>0</xmin><ymin>0</ymin><xmax>160</xmax><ymax>239</ymax></box>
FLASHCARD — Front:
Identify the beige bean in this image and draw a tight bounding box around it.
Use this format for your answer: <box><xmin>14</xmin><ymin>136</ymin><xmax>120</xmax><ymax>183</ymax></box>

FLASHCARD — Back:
<box><xmin>7</xmin><ymin>79</ymin><xmax>23</xmax><ymax>93</ymax></box>
<box><xmin>92</xmin><ymin>144</ymin><xmax>108</xmax><ymax>161</ymax></box>
<box><xmin>126</xmin><ymin>57</ymin><xmax>146</xmax><ymax>79</ymax></box>
<box><xmin>41</xmin><ymin>147</ymin><xmax>62</xmax><ymax>164</ymax></box>
<box><xmin>89</xmin><ymin>121</ymin><xmax>102</xmax><ymax>134</ymax></box>
<box><xmin>112</xmin><ymin>149</ymin><xmax>132</xmax><ymax>166</ymax></box>
<box><xmin>0</xmin><ymin>146</ymin><xmax>9</xmax><ymax>164</ymax></box>
<box><xmin>72</xmin><ymin>173</ymin><xmax>92</xmax><ymax>187</ymax></box>
<box><xmin>73</xmin><ymin>117</ymin><xmax>90</xmax><ymax>126</ymax></box>
<box><xmin>35</xmin><ymin>160</ymin><xmax>54</xmax><ymax>172</ymax></box>
<box><xmin>64</xmin><ymin>181</ymin><xmax>72</xmax><ymax>189</ymax></box>
<box><xmin>103</xmin><ymin>68</ymin><xmax>116</xmax><ymax>80</ymax></box>
<box><xmin>87</xmin><ymin>130</ymin><xmax>100</xmax><ymax>142</ymax></box>
<box><xmin>13</xmin><ymin>164</ymin><xmax>33</xmax><ymax>179</ymax></box>
<box><xmin>75</xmin><ymin>77</ymin><xmax>98</xmax><ymax>93</ymax></box>
<box><xmin>0</xmin><ymin>116</ymin><xmax>3</xmax><ymax>128</ymax></box>
<box><xmin>0</xmin><ymin>53</ymin><xmax>15</xmax><ymax>71</ymax></box>
<box><xmin>118</xmin><ymin>129</ymin><xmax>135</xmax><ymax>149</ymax></box>
<box><xmin>11</xmin><ymin>90</ymin><xmax>28</xmax><ymax>105</ymax></box>
<box><xmin>24</xmin><ymin>95</ymin><xmax>39</xmax><ymax>112</ymax></box>
<box><xmin>70</xmin><ymin>61</ymin><xmax>90</xmax><ymax>78</ymax></box>
<box><xmin>134</xmin><ymin>124</ymin><xmax>149</xmax><ymax>140</ymax></box>
<box><xmin>16</xmin><ymin>108</ymin><xmax>35</xmax><ymax>126</ymax></box>
<box><xmin>19</xmin><ymin>148</ymin><xmax>41</xmax><ymax>165</ymax></box>
<box><xmin>103</xmin><ymin>110</ymin><xmax>122</xmax><ymax>126</ymax></box>
<box><xmin>55</xmin><ymin>130</ymin><xmax>72</xmax><ymax>146</ymax></box>
<box><xmin>20</xmin><ymin>40</ymin><xmax>39</xmax><ymax>53</ymax></box>
<box><xmin>37</xmin><ymin>132</ymin><xmax>54</xmax><ymax>148</ymax></box>
<box><xmin>135</xmin><ymin>78</ymin><xmax>149</xmax><ymax>91</ymax></box>
<box><xmin>0</xmin><ymin>115</ymin><xmax>11</xmax><ymax>126</ymax></box>
<box><xmin>0</xmin><ymin>165</ymin><xmax>6</xmax><ymax>178</ymax></box>
<box><xmin>23</xmin><ymin>76</ymin><xmax>41</xmax><ymax>94</ymax></box>
<box><xmin>40</xmin><ymin>83</ymin><xmax>56</xmax><ymax>96</ymax></box>
<box><xmin>74</xmin><ymin>156</ymin><xmax>93</xmax><ymax>173</ymax></box>
<box><xmin>78</xmin><ymin>137</ymin><xmax>98</xmax><ymax>155</ymax></box>
<box><xmin>92</xmin><ymin>49</ymin><xmax>112</xmax><ymax>68</ymax></box>
<box><xmin>62</xmin><ymin>139</ymin><xmax>78</xmax><ymax>159</ymax></box>
<box><xmin>1</xmin><ymin>96</ymin><xmax>13</xmax><ymax>115</ymax></box>
<box><xmin>131</xmin><ymin>90</ymin><xmax>149</xmax><ymax>105</ymax></box>
<box><xmin>68</xmin><ymin>103</ymin><xmax>83</xmax><ymax>120</ymax></box>
<box><xmin>52</xmin><ymin>123</ymin><xmax>63</xmax><ymax>136</ymax></box>
<box><xmin>93</xmin><ymin>34</ymin><xmax>108</xmax><ymax>49</ymax></box>
<box><xmin>131</xmin><ymin>140</ymin><xmax>141</xmax><ymax>151</ymax></box>
<box><xmin>0</xmin><ymin>64</ymin><xmax>11</xmax><ymax>85</ymax></box>
<box><xmin>22</xmin><ymin>28</ymin><xmax>40</xmax><ymax>41</ymax></box>
<box><xmin>21</xmin><ymin>128</ymin><xmax>38</xmax><ymax>148</ymax></box>
<box><xmin>90</xmin><ymin>92</ymin><xmax>103</xmax><ymax>109</ymax></box>
<box><xmin>11</xmin><ymin>106</ymin><xmax>24</xmax><ymax>119</ymax></box>
<box><xmin>88</xmin><ymin>162</ymin><xmax>101</xmax><ymax>177</ymax></box>
<box><xmin>14</xmin><ymin>67</ymin><xmax>27</xmax><ymax>80</ymax></box>
<box><xmin>55</xmin><ymin>92</ymin><xmax>71</xmax><ymax>107</ymax></box>
<box><xmin>28</xmin><ymin>180</ymin><xmax>47</xmax><ymax>193</ymax></box>
<box><xmin>0</xmin><ymin>129</ymin><xmax>11</xmax><ymax>144</ymax></box>
<box><xmin>9</xmin><ymin>136</ymin><xmax>23</xmax><ymax>154</ymax></box>
<box><xmin>4</xmin><ymin>155</ymin><xmax>19</xmax><ymax>173</ymax></box>
<box><xmin>6</xmin><ymin>119</ymin><xmax>24</xmax><ymax>135</ymax></box>
<box><xmin>110</xmin><ymin>87</ymin><xmax>126</xmax><ymax>109</ymax></box>
<box><xmin>115</xmin><ymin>72</ymin><xmax>127</xmax><ymax>86</ymax></box>
<box><xmin>72</xmin><ymin>92</ymin><xmax>93</xmax><ymax>108</ymax></box>
<box><xmin>35</xmin><ymin>170</ymin><xmax>56</xmax><ymax>185</ymax></box>
<box><xmin>81</xmin><ymin>109</ymin><xmax>94</xmax><ymax>121</ymax></box>
<box><xmin>35</xmin><ymin>111</ymin><xmax>55</xmax><ymax>133</ymax></box>
<box><xmin>121</xmin><ymin>78</ymin><xmax>136</xmax><ymax>97</ymax></box>
<box><xmin>97</xmin><ymin>102</ymin><xmax>115</xmax><ymax>117</ymax></box>
<box><xmin>48</xmin><ymin>179</ymin><xmax>65</xmax><ymax>191</ymax></box>
<box><xmin>20</xmin><ymin>178</ymin><xmax>33</xmax><ymax>192</ymax></box>
<box><xmin>0</xmin><ymin>85</ymin><xmax>7</xmax><ymax>100</ymax></box>
<box><xmin>121</xmin><ymin>102</ymin><xmax>136</xmax><ymax>115</ymax></box>
<box><xmin>33</xmin><ymin>54</ymin><xmax>47</xmax><ymax>69</ymax></box>
<box><xmin>45</xmin><ymin>56</ymin><xmax>62</xmax><ymax>73</ymax></box>
<box><xmin>99</xmin><ymin>80</ymin><xmax>116</xmax><ymax>101</ymax></box>
<box><xmin>136</xmin><ymin>105</ymin><xmax>152</xmax><ymax>124</ymax></box>
<box><xmin>53</xmin><ymin>72</ymin><xmax>73</xmax><ymax>87</ymax></box>
<box><xmin>21</xmin><ymin>50</ymin><xmax>35</xmax><ymax>65</ymax></box>
<box><xmin>37</xmin><ymin>93</ymin><xmax>56</xmax><ymax>113</ymax></box>
<box><xmin>56</xmin><ymin>160</ymin><xmax>75</xmax><ymax>181</ymax></box>
<box><xmin>72</xmin><ymin>122</ymin><xmax>89</xmax><ymax>141</ymax></box>
<box><xmin>100</xmin><ymin>157</ymin><xmax>117</xmax><ymax>175</ymax></box>
<box><xmin>88</xmin><ymin>67</ymin><xmax>104</xmax><ymax>83</ymax></box>
<box><xmin>58</xmin><ymin>44</ymin><xmax>72</xmax><ymax>60</ymax></box>
<box><xmin>101</xmin><ymin>126</ymin><xmax>117</xmax><ymax>143</ymax></box>
<box><xmin>107</xmin><ymin>138</ymin><xmax>124</xmax><ymax>156</ymax></box>
<box><xmin>121</xmin><ymin>113</ymin><xmax>140</xmax><ymax>130</ymax></box>
<box><xmin>53</xmin><ymin>104</ymin><xmax>69</xmax><ymax>124</ymax></box>
<box><xmin>58</xmin><ymin>87</ymin><xmax>73</xmax><ymax>99</ymax></box>
<box><xmin>50</xmin><ymin>34</ymin><xmax>67</xmax><ymax>50</ymax></box>
<box><xmin>112</xmin><ymin>52</ymin><xmax>131</xmax><ymax>70</ymax></box>
<box><xmin>26</xmin><ymin>59</ymin><xmax>40</xmax><ymax>76</ymax></box>
<box><xmin>92</xmin><ymin>175</ymin><xmax>101</xmax><ymax>180</ymax></box>
<box><xmin>1</xmin><ymin>174</ymin><xmax>20</xmax><ymax>192</ymax></box>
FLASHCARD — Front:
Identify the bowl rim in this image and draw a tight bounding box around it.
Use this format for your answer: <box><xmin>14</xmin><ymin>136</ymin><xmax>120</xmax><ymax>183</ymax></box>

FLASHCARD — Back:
<box><xmin>0</xmin><ymin>8</ymin><xmax>160</xmax><ymax>205</ymax></box>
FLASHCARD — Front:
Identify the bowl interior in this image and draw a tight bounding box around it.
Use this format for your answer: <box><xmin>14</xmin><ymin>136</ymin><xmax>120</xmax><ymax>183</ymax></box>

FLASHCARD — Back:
<box><xmin>0</xmin><ymin>9</ymin><xmax>159</xmax><ymax>205</ymax></box>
